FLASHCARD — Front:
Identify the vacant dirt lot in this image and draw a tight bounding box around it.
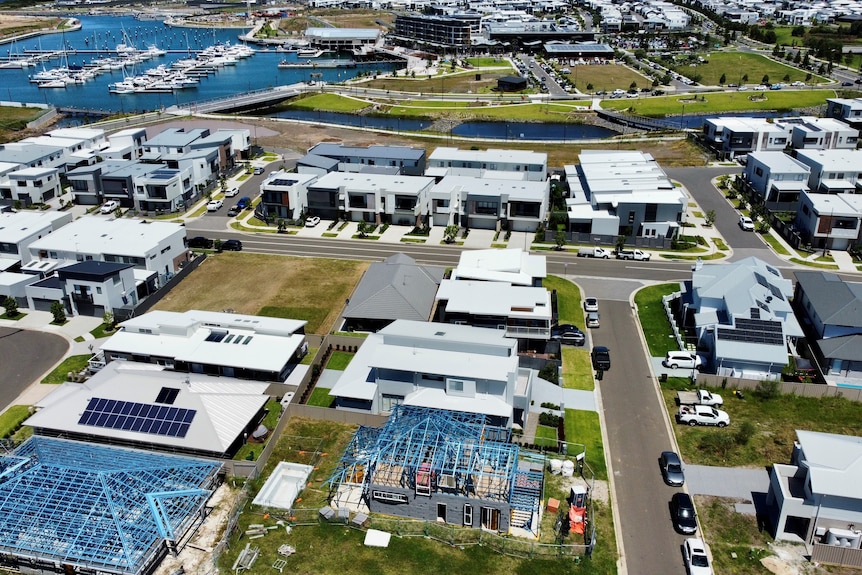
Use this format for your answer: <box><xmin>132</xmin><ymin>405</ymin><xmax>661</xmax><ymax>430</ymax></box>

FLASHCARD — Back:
<box><xmin>152</xmin><ymin>253</ymin><xmax>367</xmax><ymax>334</ymax></box>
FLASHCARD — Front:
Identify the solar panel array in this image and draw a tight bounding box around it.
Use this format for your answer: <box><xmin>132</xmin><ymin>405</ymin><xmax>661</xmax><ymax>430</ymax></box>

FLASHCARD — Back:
<box><xmin>78</xmin><ymin>398</ymin><xmax>195</xmax><ymax>438</ymax></box>
<box><xmin>716</xmin><ymin>318</ymin><xmax>784</xmax><ymax>345</ymax></box>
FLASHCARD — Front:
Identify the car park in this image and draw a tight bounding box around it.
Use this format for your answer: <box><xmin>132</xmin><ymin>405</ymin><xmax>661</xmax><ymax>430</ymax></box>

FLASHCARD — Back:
<box><xmin>671</xmin><ymin>492</ymin><xmax>698</xmax><ymax>534</ymax></box>
<box><xmin>583</xmin><ymin>297</ymin><xmax>599</xmax><ymax>313</ymax></box>
<box><xmin>220</xmin><ymin>239</ymin><xmax>242</xmax><ymax>251</ymax></box>
<box><xmin>586</xmin><ymin>312</ymin><xmax>600</xmax><ymax>328</ymax></box>
<box><xmin>591</xmin><ymin>346</ymin><xmax>611</xmax><ymax>370</ymax></box>
<box><xmin>187</xmin><ymin>236</ymin><xmax>214</xmax><ymax>249</ymax></box>
<box><xmin>550</xmin><ymin>324</ymin><xmax>586</xmax><ymax>346</ymax></box>
<box><xmin>738</xmin><ymin>216</ymin><xmax>755</xmax><ymax>231</ymax></box>
<box><xmin>660</xmin><ymin>451</ymin><xmax>685</xmax><ymax>486</ymax></box>
<box><xmin>683</xmin><ymin>538</ymin><xmax>714</xmax><ymax>575</ymax></box>
<box><xmin>99</xmin><ymin>200</ymin><xmax>119</xmax><ymax>214</ymax></box>
<box><xmin>207</xmin><ymin>200</ymin><xmax>223</xmax><ymax>211</ymax></box>
<box><xmin>306</xmin><ymin>216</ymin><xmax>321</xmax><ymax>227</ymax></box>
<box><xmin>225</xmin><ymin>187</ymin><xmax>239</xmax><ymax>197</ymax></box>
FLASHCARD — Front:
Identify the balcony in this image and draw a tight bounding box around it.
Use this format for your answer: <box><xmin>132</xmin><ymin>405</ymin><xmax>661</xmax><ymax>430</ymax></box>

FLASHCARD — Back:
<box><xmin>72</xmin><ymin>292</ymin><xmax>94</xmax><ymax>303</ymax></box>
<box><xmin>506</xmin><ymin>325</ymin><xmax>551</xmax><ymax>339</ymax></box>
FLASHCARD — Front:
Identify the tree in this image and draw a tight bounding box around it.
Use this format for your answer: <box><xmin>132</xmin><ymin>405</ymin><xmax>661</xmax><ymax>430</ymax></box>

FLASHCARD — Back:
<box><xmin>629</xmin><ymin>81</ymin><xmax>638</xmax><ymax>90</ymax></box>
<box><xmin>357</xmin><ymin>220</ymin><xmax>372</xmax><ymax>238</ymax></box>
<box><xmin>615</xmin><ymin>235</ymin><xmax>626</xmax><ymax>253</ymax></box>
<box><xmin>719</xmin><ymin>73</ymin><xmax>726</xmax><ymax>84</ymax></box>
<box><xmin>102</xmin><ymin>311</ymin><xmax>114</xmax><ymax>329</ymax></box>
<box><xmin>586</xmin><ymin>83</ymin><xmax>594</xmax><ymax>91</ymax></box>
<box><xmin>443</xmin><ymin>225</ymin><xmax>459</xmax><ymax>244</ymax></box>
<box><xmin>761</xmin><ymin>74</ymin><xmax>770</xmax><ymax>85</ymax></box>
<box><xmin>794</xmin><ymin>50</ymin><xmax>802</xmax><ymax>64</ymax></box>
<box><xmin>50</xmin><ymin>301</ymin><xmax>66</xmax><ymax>325</ymax></box>
<box><xmin>554</xmin><ymin>230</ymin><xmax>566</xmax><ymax>251</ymax></box>
<box><xmin>742</xmin><ymin>73</ymin><xmax>748</xmax><ymax>82</ymax></box>
<box><xmin>704</xmin><ymin>210</ymin><xmax>716</xmax><ymax>227</ymax></box>
<box><xmin>803</xmin><ymin>52</ymin><xmax>811</xmax><ymax>67</ymax></box>
<box><xmin>214</xmin><ymin>239</ymin><xmax>223</xmax><ymax>252</ymax></box>
<box><xmin>277</xmin><ymin>219</ymin><xmax>286</xmax><ymax>233</ymax></box>
<box><xmin>783</xmin><ymin>73</ymin><xmax>790</xmax><ymax>82</ymax></box>
<box><xmin>805</xmin><ymin>72</ymin><xmax>813</xmax><ymax>81</ymax></box>
<box><xmin>219</xmin><ymin>175</ymin><xmax>227</xmax><ymax>193</ymax></box>
<box><xmin>3</xmin><ymin>296</ymin><xmax>18</xmax><ymax>318</ymax></box>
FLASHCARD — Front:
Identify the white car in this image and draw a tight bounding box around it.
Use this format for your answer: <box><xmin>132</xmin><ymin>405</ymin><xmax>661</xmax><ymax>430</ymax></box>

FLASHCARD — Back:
<box><xmin>305</xmin><ymin>216</ymin><xmax>321</xmax><ymax>227</ymax></box>
<box><xmin>583</xmin><ymin>297</ymin><xmax>599</xmax><ymax>313</ymax></box>
<box><xmin>683</xmin><ymin>538</ymin><xmax>714</xmax><ymax>575</ymax></box>
<box><xmin>99</xmin><ymin>200</ymin><xmax>119</xmax><ymax>214</ymax></box>
<box><xmin>207</xmin><ymin>200</ymin><xmax>223</xmax><ymax>212</ymax></box>
<box><xmin>736</xmin><ymin>85</ymin><xmax>748</xmax><ymax>91</ymax></box>
<box><xmin>739</xmin><ymin>216</ymin><xmax>755</xmax><ymax>231</ymax></box>
<box><xmin>663</xmin><ymin>351</ymin><xmax>703</xmax><ymax>370</ymax></box>
<box><xmin>754</xmin><ymin>85</ymin><xmax>767</xmax><ymax>91</ymax></box>
<box><xmin>791</xmin><ymin>81</ymin><xmax>805</xmax><ymax>86</ymax></box>
<box><xmin>224</xmin><ymin>187</ymin><xmax>239</xmax><ymax>197</ymax></box>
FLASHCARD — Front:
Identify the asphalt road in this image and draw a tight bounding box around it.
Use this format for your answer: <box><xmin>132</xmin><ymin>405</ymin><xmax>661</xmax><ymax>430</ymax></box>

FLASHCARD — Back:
<box><xmin>0</xmin><ymin>327</ymin><xmax>68</xmax><ymax>408</ymax></box>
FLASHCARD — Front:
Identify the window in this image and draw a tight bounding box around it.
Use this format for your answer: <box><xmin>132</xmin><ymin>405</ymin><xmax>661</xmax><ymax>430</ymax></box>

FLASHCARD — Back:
<box><xmin>755</xmin><ymin>167</ymin><xmax>764</xmax><ymax>177</ymax></box>
<box><xmin>349</xmin><ymin>195</ymin><xmax>367</xmax><ymax>209</ymax></box>
<box><xmin>475</xmin><ymin>201</ymin><xmax>497</xmax><ymax>215</ymax></box>
<box><xmin>464</xmin><ymin>504</ymin><xmax>473</xmax><ymax>526</ymax></box>
<box><xmin>96</xmin><ymin>287</ymin><xmax>102</xmax><ymax>294</ymax></box>
<box><xmin>448</xmin><ymin>380</ymin><xmax>463</xmax><ymax>393</ymax></box>
<box><xmin>372</xmin><ymin>491</ymin><xmax>408</xmax><ymax>503</ymax></box>
<box><xmin>380</xmin><ymin>394</ymin><xmax>404</xmax><ymax>413</ymax></box>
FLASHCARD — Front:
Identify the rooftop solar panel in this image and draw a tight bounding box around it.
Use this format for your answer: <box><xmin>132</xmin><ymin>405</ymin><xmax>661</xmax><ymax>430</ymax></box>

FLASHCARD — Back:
<box><xmin>78</xmin><ymin>398</ymin><xmax>195</xmax><ymax>438</ymax></box>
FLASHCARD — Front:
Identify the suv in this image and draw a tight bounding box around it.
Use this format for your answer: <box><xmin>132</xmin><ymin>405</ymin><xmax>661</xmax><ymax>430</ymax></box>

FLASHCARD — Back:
<box><xmin>591</xmin><ymin>346</ymin><xmax>611</xmax><ymax>371</ymax></box>
<box><xmin>671</xmin><ymin>492</ymin><xmax>698</xmax><ymax>534</ymax></box>
<box><xmin>236</xmin><ymin>196</ymin><xmax>251</xmax><ymax>210</ymax></box>
<box><xmin>220</xmin><ymin>239</ymin><xmax>243</xmax><ymax>251</ymax></box>
<box><xmin>683</xmin><ymin>538</ymin><xmax>713</xmax><ymax>575</ymax></box>
<box><xmin>664</xmin><ymin>351</ymin><xmax>703</xmax><ymax>371</ymax></box>
<box><xmin>586</xmin><ymin>312</ymin><xmax>600</xmax><ymax>328</ymax></box>
<box><xmin>551</xmin><ymin>324</ymin><xmax>586</xmax><ymax>346</ymax></box>
<box><xmin>187</xmin><ymin>236</ymin><xmax>214</xmax><ymax>249</ymax></box>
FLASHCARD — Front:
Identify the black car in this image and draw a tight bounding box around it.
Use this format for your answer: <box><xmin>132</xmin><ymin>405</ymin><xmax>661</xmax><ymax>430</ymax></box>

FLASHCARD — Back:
<box><xmin>591</xmin><ymin>346</ymin><xmax>611</xmax><ymax>371</ymax></box>
<box><xmin>220</xmin><ymin>239</ymin><xmax>243</xmax><ymax>251</ymax></box>
<box><xmin>227</xmin><ymin>206</ymin><xmax>240</xmax><ymax>217</ymax></box>
<box><xmin>670</xmin><ymin>492</ymin><xmax>698</xmax><ymax>534</ymax></box>
<box><xmin>842</xmin><ymin>81</ymin><xmax>854</xmax><ymax>86</ymax></box>
<box><xmin>187</xmin><ymin>236</ymin><xmax>214</xmax><ymax>249</ymax></box>
<box><xmin>551</xmin><ymin>324</ymin><xmax>586</xmax><ymax>346</ymax></box>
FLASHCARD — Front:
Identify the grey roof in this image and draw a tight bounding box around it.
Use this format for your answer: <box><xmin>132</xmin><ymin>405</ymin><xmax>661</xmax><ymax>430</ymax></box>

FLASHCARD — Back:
<box><xmin>344</xmin><ymin>253</ymin><xmax>445</xmax><ymax>323</ymax></box>
<box><xmin>144</xmin><ymin>128</ymin><xmax>209</xmax><ymax>148</ymax></box>
<box><xmin>797</xmin><ymin>430</ymin><xmax>862</xmax><ymax>499</ymax></box>
<box><xmin>795</xmin><ymin>271</ymin><xmax>862</xmax><ymax>329</ymax></box>
<box><xmin>817</xmin><ymin>334</ymin><xmax>862</xmax><ymax>361</ymax></box>
<box><xmin>0</xmin><ymin>143</ymin><xmax>63</xmax><ymax>165</ymax></box>
<box><xmin>308</xmin><ymin>143</ymin><xmax>425</xmax><ymax>162</ymax></box>
<box><xmin>297</xmin><ymin>153</ymin><xmax>339</xmax><ymax>170</ymax></box>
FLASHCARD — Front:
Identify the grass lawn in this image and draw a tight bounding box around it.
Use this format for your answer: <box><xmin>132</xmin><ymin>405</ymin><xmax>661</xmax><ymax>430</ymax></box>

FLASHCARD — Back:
<box><xmin>299</xmin><ymin>347</ymin><xmax>319</xmax><ymax>365</ymax></box>
<box><xmin>761</xmin><ymin>232</ymin><xmax>791</xmax><ymax>256</ymax></box>
<box><xmin>232</xmin><ymin>400</ymin><xmax>283</xmax><ymax>461</ymax></box>
<box><xmin>696</xmin><ymin>496</ymin><xmax>774</xmax><ymax>575</ymax></box>
<box><xmin>562</xmin><ymin>347</ymin><xmax>594</xmax><ymax>391</ymax></box>
<box><xmin>306</xmin><ymin>386</ymin><xmax>334</xmax><ymax>407</ymax></box>
<box><xmin>562</xmin><ymin>63</ymin><xmax>651</xmax><ymax>93</ymax></box>
<box><xmin>325</xmin><ymin>351</ymin><xmax>354</xmax><ymax>371</ymax></box>
<box><xmin>601</xmin><ymin>89</ymin><xmax>835</xmax><ymax>117</ymax></box>
<box><xmin>89</xmin><ymin>322</ymin><xmax>117</xmax><ymax>339</ymax></box>
<box><xmin>152</xmin><ymin>254</ymin><xmax>366</xmax><ymax>334</ymax></box>
<box><xmin>0</xmin><ymin>405</ymin><xmax>30</xmax><ymax>439</ymax></box>
<box><xmin>535</xmin><ymin>424</ymin><xmax>558</xmax><ymax>448</ymax></box>
<box><xmin>465</xmin><ymin>56</ymin><xmax>511</xmax><ymax>67</ymax></box>
<box><xmin>660</xmin><ymin>378</ymin><xmax>862</xmax><ymax>467</ymax></box>
<box><xmin>384</xmin><ymin>101</ymin><xmax>590</xmax><ymax>123</ymax></box>
<box><xmin>41</xmin><ymin>354</ymin><xmax>90</xmax><ymax>384</ymax></box>
<box><xmin>1</xmin><ymin>311</ymin><xmax>25</xmax><ymax>320</ymax></box>
<box><xmin>665</xmin><ymin>52</ymin><xmax>827</xmax><ymax>86</ymax></box>
<box><xmin>286</xmin><ymin>93</ymin><xmax>369</xmax><ymax>112</ymax></box>
<box><xmin>565</xmin><ymin>409</ymin><xmax>607</xmax><ymax>481</ymax></box>
<box><xmin>360</xmin><ymin>69</ymin><xmax>515</xmax><ymax>94</ymax></box>
<box><xmin>634</xmin><ymin>283</ymin><xmax>680</xmax><ymax>357</ymax></box>
<box><xmin>0</xmin><ymin>105</ymin><xmax>48</xmax><ymax>141</ymax></box>
<box><xmin>544</xmin><ymin>274</ymin><xmax>583</xmax><ymax>325</ymax></box>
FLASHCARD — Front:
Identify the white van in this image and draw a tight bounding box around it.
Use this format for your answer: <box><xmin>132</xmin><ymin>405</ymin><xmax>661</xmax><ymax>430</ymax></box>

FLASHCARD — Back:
<box><xmin>663</xmin><ymin>351</ymin><xmax>703</xmax><ymax>370</ymax></box>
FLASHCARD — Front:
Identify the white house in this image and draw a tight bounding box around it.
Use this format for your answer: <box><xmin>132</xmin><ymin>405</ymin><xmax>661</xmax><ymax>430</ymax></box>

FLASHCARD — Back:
<box><xmin>778</xmin><ymin>117</ymin><xmax>858</xmax><ymax>151</ymax></box>
<box><xmin>426</xmin><ymin>147</ymin><xmax>548</xmax><ymax>182</ymax></box>
<box><xmin>7</xmin><ymin>167</ymin><xmax>62</xmax><ymax>205</ymax></box>
<box><xmin>429</xmin><ymin>175</ymin><xmax>548</xmax><ymax>231</ymax></box>
<box><xmin>451</xmin><ymin>248</ymin><xmax>546</xmax><ymax>286</ymax></box>
<box><xmin>794</xmin><ymin>149</ymin><xmax>862</xmax><ymax>194</ymax></box>
<box><xmin>306</xmin><ymin>172</ymin><xmax>435</xmax><ymax>225</ymax></box>
<box><xmin>102</xmin><ymin>127</ymin><xmax>147</xmax><ymax>161</ymax></box>
<box><xmin>259</xmin><ymin>171</ymin><xmax>319</xmax><ymax>221</ymax></box>
<box><xmin>744</xmin><ymin>151</ymin><xmax>810</xmax><ymax>204</ymax></box>
<box><xmin>703</xmin><ymin>117</ymin><xmax>789</xmax><ymax>159</ymax></box>
<box><xmin>0</xmin><ymin>210</ymin><xmax>73</xmax><ymax>270</ymax></box>
<box><xmin>24</xmin><ymin>260</ymin><xmax>138</xmax><ymax>317</ymax></box>
<box><xmin>328</xmin><ymin>320</ymin><xmax>536</xmax><ymax>427</ymax></box>
<box><xmin>796</xmin><ymin>192</ymin><xmax>862</xmax><ymax>251</ymax></box>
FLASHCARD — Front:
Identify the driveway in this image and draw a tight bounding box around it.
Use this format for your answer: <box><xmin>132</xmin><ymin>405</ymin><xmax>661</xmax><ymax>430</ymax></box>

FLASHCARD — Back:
<box><xmin>685</xmin><ymin>465</ymin><xmax>770</xmax><ymax>502</ymax></box>
<box><xmin>0</xmin><ymin>327</ymin><xmax>68</xmax><ymax>411</ymax></box>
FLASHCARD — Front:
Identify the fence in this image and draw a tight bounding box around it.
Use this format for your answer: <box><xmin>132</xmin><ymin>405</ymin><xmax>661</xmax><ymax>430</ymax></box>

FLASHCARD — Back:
<box><xmin>115</xmin><ymin>253</ymin><xmax>208</xmax><ymax>321</ymax></box>
<box><xmin>661</xmin><ymin>291</ymin><xmax>685</xmax><ymax>351</ymax></box>
<box><xmin>695</xmin><ymin>374</ymin><xmax>862</xmax><ymax>402</ymax></box>
<box><xmin>541</xmin><ymin>230</ymin><xmax>672</xmax><ymax>250</ymax></box>
<box><xmin>812</xmin><ymin>543</ymin><xmax>862</xmax><ymax>568</ymax></box>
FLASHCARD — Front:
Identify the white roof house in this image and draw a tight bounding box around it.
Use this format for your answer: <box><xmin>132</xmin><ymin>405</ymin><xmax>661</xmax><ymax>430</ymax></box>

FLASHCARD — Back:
<box><xmin>97</xmin><ymin>310</ymin><xmax>308</xmax><ymax>383</ymax></box>
<box><xmin>25</xmin><ymin>361</ymin><xmax>270</xmax><ymax>458</ymax></box>
<box><xmin>429</xmin><ymin>175</ymin><xmax>549</xmax><ymax>231</ymax></box>
<box><xmin>307</xmin><ymin>171</ymin><xmax>435</xmax><ymax>224</ymax></box>
<box><xmin>744</xmin><ymin>151</ymin><xmax>810</xmax><ymax>203</ymax></box>
<box><xmin>452</xmin><ymin>248</ymin><xmax>547</xmax><ymax>286</ymax></box>
<box><xmin>0</xmin><ymin>210</ymin><xmax>73</xmax><ymax>268</ymax></box>
<box><xmin>794</xmin><ymin>149</ymin><xmax>862</xmax><ymax>194</ymax></box>
<box><xmin>328</xmin><ymin>319</ymin><xmax>534</xmax><ymax>427</ymax></box>
<box><xmin>797</xmin><ymin>191</ymin><xmax>862</xmax><ymax>252</ymax></box>
<box><xmin>426</xmin><ymin>147</ymin><xmax>548</xmax><ymax>181</ymax></box>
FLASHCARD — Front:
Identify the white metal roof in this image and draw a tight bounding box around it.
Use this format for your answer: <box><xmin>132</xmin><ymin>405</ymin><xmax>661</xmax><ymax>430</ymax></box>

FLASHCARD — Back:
<box><xmin>310</xmin><ymin>171</ymin><xmax>434</xmax><ymax>196</ymax></box>
<box><xmin>798</xmin><ymin>430</ymin><xmax>862</xmax><ymax>500</ymax></box>
<box><xmin>433</xmin><ymin>175</ymin><xmax>548</xmax><ymax>201</ymax></box>
<box><xmin>436</xmin><ymin>279</ymin><xmax>551</xmax><ymax>320</ymax></box>
<box><xmin>28</xmin><ymin>217</ymin><xmax>184</xmax><ymax>258</ymax></box>
<box><xmin>404</xmin><ymin>387</ymin><xmax>513</xmax><ymax>418</ymax></box>
<box><xmin>453</xmin><ymin>248</ymin><xmax>546</xmax><ymax>285</ymax></box>
<box><xmin>0</xmin><ymin>211</ymin><xmax>71</xmax><ymax>244</ymax></box>
<box><xmin>428</xmin><ymin>146</ymin><xmax>547</xmax><ymax>166</ymax></box>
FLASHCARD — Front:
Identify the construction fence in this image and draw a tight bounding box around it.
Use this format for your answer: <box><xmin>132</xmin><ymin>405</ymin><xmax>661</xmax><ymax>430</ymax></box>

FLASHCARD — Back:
<box><xmin>695</xmin><ymin>374</ymin><xmax>862</xmax><ymax>403</ymax></box>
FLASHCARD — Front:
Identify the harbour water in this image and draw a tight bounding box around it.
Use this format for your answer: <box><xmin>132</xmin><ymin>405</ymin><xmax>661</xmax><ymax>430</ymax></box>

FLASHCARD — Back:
<box><xmin>0</xmin><ymin>15</ymin><xmax>398</xmax><ymax>113</ymax></box>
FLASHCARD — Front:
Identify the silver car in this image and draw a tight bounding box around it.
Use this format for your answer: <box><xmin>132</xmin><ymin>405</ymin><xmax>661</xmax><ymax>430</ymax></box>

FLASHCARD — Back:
<box><xmin>660</xmin><ymin>451</ymin><xmax>685</xmax><ymax>486</ymax></box>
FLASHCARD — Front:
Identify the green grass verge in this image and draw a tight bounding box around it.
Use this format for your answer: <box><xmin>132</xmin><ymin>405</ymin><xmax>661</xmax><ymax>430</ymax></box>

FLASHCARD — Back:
<box><xmin>1</xmin><ymin>311</ymin><xmax>26</xmax><ymax>320</ymax></box>
<box><xmin>634</xmin><ymin>283</ymin><xmax>680</xmax><ymax>357</ymax></box>
<box><xmin>306</xmin><ymin>386</ymin><xmax>334</xmax><ymax>407</ymax></box>
<box><xmin>562</xmin><ymin>347</ymin><xmax>594</xmax><ymax>391</ymax></box>
<box><xmin>0</xmin><ymin>405</ymin><xmax>30</xmax><ymax>439</ymax></box>
<box><xmin>563</xmin><ymin>63</ymin><xmax>651</xmax><ymax>93</ymax></box>
<box><xmin>788</xmin><ymin>257</ymin><xmax>839</xmax><ymax>269</ymax></box>
<box><xmin>761</xmin><ymin>233</ymin><xmax>790</xmax><ymax>255</ymax></box>
<box><xmin>89</xmin><ymin>323</ymin><xmax>117</xmax><ymax>339</ymax></box>
<box><xmin>287</xmin><ymin>93</ymin><xmax>369</xmax><ymax>112</ymax></box>
<box><xmin>697</xmin><ymin>496</ymin><xmax>774</xmax><ymax>575</ymax></box>
<box><xmin>232</xmin><ymin>399</ymin><xmax>283</xmax><ymax>461</ymax></box>
<box><xmin>300</xmin><ymin>347</ymin><xmax>319</xmax><ymax>365</ymax></box>
<box><xmin>465</xmin><ymin>56</ymin><xmax>511</xmax><ymax>67</ymax></box>
<box><xmin>326</xmin><ymin>351</ymin><xmax>354</xmax><ymax>371</ymax></box>
<box><xmin>535</xmin><ymin>424</ymin><xmax>558</xmax><ymax>448</ymax></box>
<box><xmin>544</xmin><ymin>275</ymin><xmax>583</xmax><ymax>326</ymax></box>
<box><xmin>400</xmin><ymin>237</ymin><xmax>426</xmax><ymax>243</ymax></box>
<box><xmin>41</xmin><ymin>354</ymin><xmax>90</xmax><ymax>384</ymax></box>
<box><xmin>565</xmin><ymin>409</ymin><xmax>607</xmax><ymax>481</ymax></box>
<box><xmin>661</xmin><ymin>378</ymin><xmax>862</xmax><ymax>467</ymax></box>
<box><xmin>601</xmin><ymin>89</ymin><xmax>835</xmax><ymax>117</ymax></box>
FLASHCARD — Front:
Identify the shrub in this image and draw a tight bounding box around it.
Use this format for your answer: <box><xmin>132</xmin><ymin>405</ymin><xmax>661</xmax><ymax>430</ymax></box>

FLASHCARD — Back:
<box><xmin>50</xmin><ymin>301</ymin><xmax>66</xmax><ymax>324</ymax></box>
<box><xmin>734</xmin><ymin>421</ymin><xmax>756</xmax><ymax>445</ymax></box>
<box><xmin>540</xmin><ymin>401</ymin><xmax>560</xmax><ymax>410</ymax></box>
<box><xmin>539</xmin><ymin>363</ymin><xmax>559</xmax><ymax>383</ymax></box>
<box><xmin>3</xmin><ymin>296</ymin><xmax>18</xmax><ymax>318</ymax></box>
<box><xmin>754</xmin><ymin>379</ymin><xmax>780</xmax><ymax>400</ymax></box>
<box><xmin>538</xmin><ymin>412</ymin><xmax>561</xmax><ymax>427</ymax></box>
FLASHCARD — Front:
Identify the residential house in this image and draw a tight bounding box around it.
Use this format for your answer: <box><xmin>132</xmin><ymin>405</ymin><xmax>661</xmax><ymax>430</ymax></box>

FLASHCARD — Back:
<box><xmin>680</xmin><ymin>256</ymin><xmax>803</xmax><ymax>380</ymax></box>
<box><xmin>793</xmin><ymin>271</ymin><xmax>862</xmax><ymax>386</ymax></box>
<box><xmin>66</xmin><ymin>160</ymin><xmax>165</xmax><ymax>207</ymax></box>
<box><xmin>767</xmin><ymin>430</ymin><xmax>862</xmax><ymax>545</ymax></box>
<box><xmin>702</xmin><ymin>117</ymin><xmax>789</xmax><ymax>160</ymax></box>
<box><xmin>793</xmin><ymin>149</ymin><xmax>862</xmax><ymax>194</ymax></box>
<box><xmin>825</xmin><ymin>97</ymin><xmax>862</xmax><ymax>130</ymax></box>
<box><xmin>101</xmin><ymin>127</ymin><xmax>147</xmax><ymax>160</ymax></box>
<box><xmin>328</xmin><ymin>320</ymin><xmax>536</xmax><ymax>428</ymax></box>
<box><xmin>0</xmin><ymin>200</ymin><xmax>71</xmax><ymax>271</ymax></box>
<box><xmin>429</xmin><ymin>175</ymin><xmax>548</xmax><ymax>231</ymax></box>
<box><xmin>0</xmin><ymin>143</ymin><xmax>66</xmax><ymax>174</ymax></box>
<box><xmin>451</xmin><ymin>248</ymin><xmax>546</xmax><ymax>287</ymax></box>
<box><xmin>305</xmin><ymin>143</ymin><xmax>427</xmax><ymax>176</ymax></box>
<box><xmin>259</xmin><ymin>171</ymin><xmax>319</xmax><ymax>221</ymax></box>
<box><xmin>306</xmin><ymin>172</ymin><xmax>435</xmax><ymax>224</ymax></box>
<box><xmin>744</xmin><ymin>151</ymin><xmax>810</xmax><ymax>204</ymax></box>
<box><xmin>25</xmin><ymin>260</ymin><xmax>137</xmax><ymax>317</ymax></box>
<box><xmin>796</xmin><ymin>192</ymin><xmax>862</xmax><ymax>251</ymax></box>
<box><xmin>342</xmin><ymin>253</ymin><xmax>445</xmax><ymax>332</ymax></box>
<box><xmin>7</xmin><ymin>166</ymin><xmax>62</xmax><ymax>205</ymax></box>
<box><xmin>92</xmin><ymin>310</ymin><xmax>308</xmax><ymax>384</ymax></box>
<box><xmin>426</xmin><ymin>147</ymin><xmax>547</xmax><ymax>182</ymax></box>
<box><xmin>778</xmin><ymin>117</ymin><xmax>858</xmax><ymax>151</ymax></box>
<box><xmin>133</xmin><ymin>166</ymin><xmax>195</xmax><ymax>214</ymax></box>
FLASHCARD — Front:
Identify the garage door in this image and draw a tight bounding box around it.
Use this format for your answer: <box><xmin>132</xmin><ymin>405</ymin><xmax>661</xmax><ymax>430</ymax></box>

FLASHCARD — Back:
<box><xmin>31</xmin><ymin>298</ymin><xmax>56</xmax><ymax>312</ymax></box>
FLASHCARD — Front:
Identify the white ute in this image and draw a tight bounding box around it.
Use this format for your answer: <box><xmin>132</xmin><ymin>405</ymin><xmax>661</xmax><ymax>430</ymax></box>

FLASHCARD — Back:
<box><xmin>616</xmin><ymin>249</ymin><xmax>651</xmax><ymax>261</ymax></box>
<box><xmin>577</xmin><ymin>247</ymin><xmax>612</xmax><ymax>258</ymax></box>
<box><xmin>677</xmin><ymin>389</ymin><xmax>724</xmax><ymax>407</ymax></box>
<box><xmin>677</xmin><ymin>405</ymin><xmax>730</xmax><ymax>427</ymax></box>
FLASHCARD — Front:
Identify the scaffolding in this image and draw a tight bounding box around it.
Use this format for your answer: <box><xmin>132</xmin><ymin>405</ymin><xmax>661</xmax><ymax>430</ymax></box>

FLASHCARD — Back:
<box><xmin>326</xmin><ymin>406</ymin><xmax>541</xmax><ymax>513</ymax></box>
<box><xmin>0</xmin><ymin>436</ymin><xmax>222</xmax><ymax>575</ymax></box>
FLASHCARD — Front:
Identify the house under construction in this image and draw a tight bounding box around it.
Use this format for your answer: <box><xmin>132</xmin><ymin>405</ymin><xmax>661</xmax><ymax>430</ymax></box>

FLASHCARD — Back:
<box><xmin>326</xmin><ymin>405</ymin><xmax>545</xmax><ymax>536</ymax></box>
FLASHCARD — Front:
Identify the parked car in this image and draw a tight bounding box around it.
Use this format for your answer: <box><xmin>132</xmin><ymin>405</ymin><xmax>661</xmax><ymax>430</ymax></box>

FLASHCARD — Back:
<box><xmin>616</xmin><ymin>249</ymin><xmax>651</xmax><ymax>261</ymax></box>
<box><xmin>227</xmin><ymin>206</ymin><xmax>240</xmax><ymax>217</ymax></box>
<box><xmin>660</xmin><ymin>451</ymin><xmax>685</xmax><ymax>486</ymax></box>
<box><xmin>842</xmin><ymin>81</ymin><xmax>854</xmax><ymax>87</ymax></box>
<box><xmin>583</xmin><ymin>297</ymin><xmax>599</xmax><ymax>312</ymax></box>
<box><xmin>663</xmin><ymin>351</ymin><xmax>703</xmax><ymax>371</ymax></box>
<box><xmin>99</xmin><ymin>200</ymin><xmax>120</xmax><ymax>214</ymax></box>
<box><xmin>586</xmin><ymin>312</ymin><xmax>600</xmax><ymax>328</ymax></box>
<box><xmin>236</xmin><ymin>196</ymin><xmax>251</xmax><ymax>210</ymax></box>
<box><xmin>224</xmin><ymin>187</ymin><xmax>239</xmax><ymax>197</ymax></box>
<box><xmin>207</xmin><ymin>199</ymin><xmax>223</xmax><ymax>212</ymax></box>
<box><xmin>551</xmin><ymin>324</ymin><xmax>586</xmax><ymax>346</ymax></box>
<box><xmin>791</xmin><ymin>81</ymin><xmax>805</xmax><ymax>86</ymax></box>
<box><xmin>253</xmin><ymin>167</ymin><xmax>264</xmax><ymax>175</ymax></box>
<box><xmin>677</xmin><ymin>389</ymin><xmax>723</xmax><ymax>407</ymax></box>
<box><xmin>591</xmin><ymin>346</ymin><xmax>611</xmax><ymax>370</ymax></box>
<box><xmin>306</xmin><ymin>216</ymin><xmax>321</xmax><ymax>227</ymax></box>
<box><xmin>578</xmin><ymin>247</ymin><xmax>611</xmax><ymax>258</ymax></box>
<box><xmin>671</xmin><ymin>492</ymin><xmax>698</xmax><ymax>534</ymax></box>
<box><xmin>220</xmin><ymin>239</ymin><xmax>243</xmax><ymax>251</ymax></box>
<box><xmin>738</xmin><ymin>216</ymin><xmax>755</xmax><ymax>231</ymax></box>
<box><xmin>677</xmin><ymin>405</ymin><xmax>730</xmax><ymax>427</ymax></box>
<box><xmin>683</xmin><ymin>538</ymin><xmax>713</xmax><ymax>575</ymax></box>
<box><xmin>187</xmin><ymin>236</ymin><xmax>214</xmax><ymax>249</ymax></box>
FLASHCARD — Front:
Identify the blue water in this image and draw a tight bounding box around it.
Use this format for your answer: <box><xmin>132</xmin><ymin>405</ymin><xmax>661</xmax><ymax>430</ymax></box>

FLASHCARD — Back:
<box><xmin>0</xmin><ymin>15</ymin><xmax>398</xmax><ymax>113</ymax></box>
<box><xmin>837</xmin><ymin>382</ymin><xmax>862</xmax><ymax>390</ymax></box>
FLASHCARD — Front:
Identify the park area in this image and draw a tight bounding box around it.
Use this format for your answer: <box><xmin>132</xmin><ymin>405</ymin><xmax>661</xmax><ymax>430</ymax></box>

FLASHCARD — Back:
<box><xmin>601</xmin><ymin>89</ymin><xmax>835</xmax><ymax>117</ymax></box>
<box><xmin>561</xmin><ymin>63</ymin><xmax>652</xmax><ymax>93</ymax></box>
<box><xmin>664</xmin><ymin>51</ymin><xmax>827</xmax><ymax>86</ymax></box>
<box><xmin>151</xmin><ymin>253</ymin><xmax>366</xmax><ymax>334</ymax></box>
